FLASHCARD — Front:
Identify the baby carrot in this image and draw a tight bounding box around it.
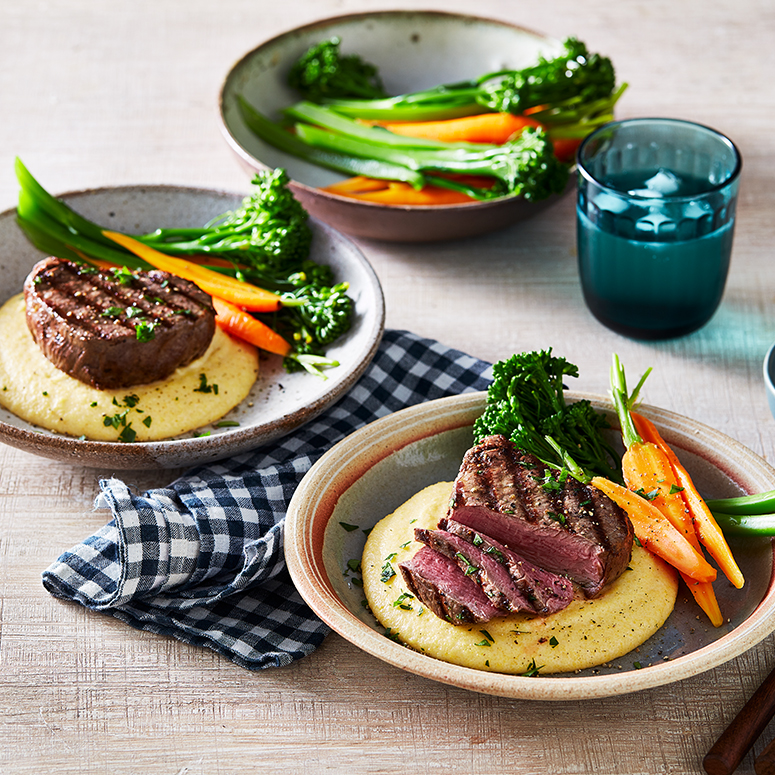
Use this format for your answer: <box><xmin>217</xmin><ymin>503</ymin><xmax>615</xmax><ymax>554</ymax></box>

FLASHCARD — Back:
<box><xmin>376</xmin><ymin>112</ymin><xmax>541</xmax><ymax>145</ymax></box>
<box><xmin>591</xmin><ymin>477</ymin><xmax>717</xmax><ymax>583</ymax></box>
<box><xmin>322</xmin><ymin>180</ymin><xmax>476</xmax><ymax>205</ymax></box>
<box><xmin>102</xmin><ymin>230</ymin><xmax>282</xmax><ymax>312</ymax></box>
<box><xmin>631</xmin><ymin>410</ymin><xmax>744</xmax><ymax>590</ymax></box>
<box><xmin>212</xmin><ymin>296</ymin><xmax>290</xmax><ymax>356</ymax></box>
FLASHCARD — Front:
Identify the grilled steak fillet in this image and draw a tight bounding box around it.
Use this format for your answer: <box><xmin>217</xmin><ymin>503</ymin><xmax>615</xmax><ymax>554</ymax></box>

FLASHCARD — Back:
<box><xmin>399</xmin><ymin>546</ymin><xmax>507</xmax><ymax>624</ymax></box>
<box><xmin>24</xmin><ymin>256</ymin><xmax>215</xmax><ymax>389</ymax></box>
<box><xmin>435</xmin><ymin>519</ymin><xmax>574</xmax><ymax>614</ymax></box>
<box><xmin>448</xmin><ymin>435</ymin><xmax>633</xmax><ymax>597</ymax></box>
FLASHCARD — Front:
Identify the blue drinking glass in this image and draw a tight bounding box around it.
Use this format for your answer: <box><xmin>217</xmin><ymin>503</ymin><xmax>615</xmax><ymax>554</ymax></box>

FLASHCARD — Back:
<box><xmin>576</xmin><ymin>118</ymin><xmax>742</xmax><ymax>339</ymax></box>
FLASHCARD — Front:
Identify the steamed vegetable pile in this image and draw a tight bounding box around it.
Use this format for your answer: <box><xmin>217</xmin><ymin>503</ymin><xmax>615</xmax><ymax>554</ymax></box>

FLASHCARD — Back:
<box><xmin>474</xmin><ymin>350</ymin><xmax>750</xmax><ymax>628</ymax></box>
<box><xmin>14</xmin><ymin>158</ymin><xmax>353</xmax><ymax>376</ymax></box>
<box><xmin>239</xmin><ymin>37</ymin><xmax>626</xmax><ymax>205</ymax></box>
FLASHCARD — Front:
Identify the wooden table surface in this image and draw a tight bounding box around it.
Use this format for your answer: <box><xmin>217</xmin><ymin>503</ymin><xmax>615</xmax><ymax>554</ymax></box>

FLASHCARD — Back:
<box><xmin>2</xmin><ymin>1</ymin><xmax>775</xmax><ymax>773</ymax></box>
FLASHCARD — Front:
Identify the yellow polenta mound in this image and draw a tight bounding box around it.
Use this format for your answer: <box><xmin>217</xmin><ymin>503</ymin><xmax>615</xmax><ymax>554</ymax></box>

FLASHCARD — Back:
<box><xmin>0</xmin><ymin>293</ymin><xmax>259</xmax><ymax>441</ymax></box>
<box><xmin>362</xmin><ymin>481</ymin><xmax>678</xmax><ymax>674</ymax></box>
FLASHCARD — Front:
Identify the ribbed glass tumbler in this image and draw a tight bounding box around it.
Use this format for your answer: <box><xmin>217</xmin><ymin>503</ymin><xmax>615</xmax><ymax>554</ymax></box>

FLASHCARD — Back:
<box><xmin>576</xmin><ymin>118</ymin><xmax>741</xmax><ymax>339</ymax></box>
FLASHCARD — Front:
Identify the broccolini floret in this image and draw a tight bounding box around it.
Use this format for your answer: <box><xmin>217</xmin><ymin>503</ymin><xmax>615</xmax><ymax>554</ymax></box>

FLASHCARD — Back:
<box><xmin>288</xmin><ymin>37</ymin><xmax>387</xmax><ymax>101</ymax></box>
<box><xmin>473</xmin><ymin>350</ymin><xmax>622</xmax><ymax>482</ymax></box>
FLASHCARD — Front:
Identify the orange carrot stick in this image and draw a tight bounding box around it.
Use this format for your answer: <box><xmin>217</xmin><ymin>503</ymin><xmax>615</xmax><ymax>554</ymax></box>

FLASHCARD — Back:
<box><xmin>321</xmin><ymin>176</ymin><xmax>392</xmax><ymax>195</ymax></box>
<box><xmin>102</xmin><ymin>230</ymin><xmax>282</xmax><ymax>312</ymax></box>
<box><xmin>632</xmin><ymin>411</ymin><xmax>744</xmax><ymax>589</ymax></box>
<box><xmin>212</xmin><ymin>296</ymin><xmax>290</xmax><ymax>356</ymax></box>
<box><xmin>328</xmin><ymin>181</ymin><xmax>476</xmax><ymax>205</ymax></box>
<box><xmin>591</xmin><ymin>477</ymin><xmax>718</xmax><ymax>583</ymax></box>
<box><xmin>376</xmin><ymin>113</ymin><xmax>540</xmax><ymax>145</ymax></box>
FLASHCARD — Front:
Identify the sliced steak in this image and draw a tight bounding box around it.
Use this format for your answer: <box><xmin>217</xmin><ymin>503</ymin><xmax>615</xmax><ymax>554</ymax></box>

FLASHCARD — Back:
<box><xmin>24</xmin><ymin>256</ymin><xmax>215</xmax><ymax>389</ymax></box>
<box><xmin>414</xmin><ymin>526</ymin><xmax>536</xmax><ymax>614</ymax></box>
<box><xmin>449</xmin><ymin>435</ymin><xmax>633</xmax><ymax>597</ymax></box>
<box><xmin>399</xmin><ymin>546</ymin><xmax>507</xmax><ymax>625</ymax></box>
<box><xmin>435</xmin><ymin>519</ymin><xmax>575</xmax><ymax>614</ymax></box>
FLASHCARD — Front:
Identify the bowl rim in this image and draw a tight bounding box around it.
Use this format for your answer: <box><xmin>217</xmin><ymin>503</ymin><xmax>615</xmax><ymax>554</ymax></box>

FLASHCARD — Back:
<box><xmin>286</xmin><ymin>391</ymin><xmax>775</xmax><ymax>700</ymax></box>
<box><xmin>217</xmin><ymin>9</ymin><xmax>563</xmax><ymax>214</ymax></box>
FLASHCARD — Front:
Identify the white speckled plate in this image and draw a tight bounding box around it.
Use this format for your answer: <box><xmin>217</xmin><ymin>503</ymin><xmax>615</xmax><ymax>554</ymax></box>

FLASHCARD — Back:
<box><xmin>0</xmin><ymin>185</ymin><xmax>384</xmax><ymax>469</ymax></box>
<box><xmin>285</xmin><ymin>392</ymin><xmax>775</xmax><ymax>700</ymax></box>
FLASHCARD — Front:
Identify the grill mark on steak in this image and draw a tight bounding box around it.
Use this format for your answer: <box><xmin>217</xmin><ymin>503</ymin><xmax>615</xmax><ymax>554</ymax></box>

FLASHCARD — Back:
<box><xmin>399</xmin><ymin>546</ymin><xmax>507</xmax><ymax>625</ymax></box>
<box><xmin>24</xmin><ymin>256</ymin><xmax>216</xmax><ymax>389</ymax></box>
<box><xmin>436</xmin><ymin>518</ymin><xmax>575</xmax><ymax>614</ymax></box>
<box><xmin>448</xmin><ymin>435</ymin><xmax>633</xmax><ymax>597</ymax></box>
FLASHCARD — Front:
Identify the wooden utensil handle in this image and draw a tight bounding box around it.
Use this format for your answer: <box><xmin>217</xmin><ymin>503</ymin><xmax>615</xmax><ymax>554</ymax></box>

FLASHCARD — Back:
<box><xmin>755</xmin><ymin>736</ymin><xmax>775</xmax><ymax>774</ymax></box>
<box><xmin>704</xmin><ymin>665</ymin><xmax>775</xmax><ymax>775</ymax></box>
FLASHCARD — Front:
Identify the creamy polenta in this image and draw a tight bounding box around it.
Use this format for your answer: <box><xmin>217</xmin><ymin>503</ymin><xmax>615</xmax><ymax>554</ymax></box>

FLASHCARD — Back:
<box><xmin>0</xmin><ymin>293</ymin><xmax>259</xmax><ymax>441</ymax></box>
<box><xmin>362</xmin><ymin>481</ymin><xmax>678</xmax><ymax>675</ymax></box>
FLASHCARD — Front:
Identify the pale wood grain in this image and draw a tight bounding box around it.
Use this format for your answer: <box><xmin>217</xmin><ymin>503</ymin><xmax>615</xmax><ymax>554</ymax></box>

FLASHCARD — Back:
<box><xmin>1</xmin><ymin>1</ymin><xmax>775</xmax><ymax>772</ymax></box>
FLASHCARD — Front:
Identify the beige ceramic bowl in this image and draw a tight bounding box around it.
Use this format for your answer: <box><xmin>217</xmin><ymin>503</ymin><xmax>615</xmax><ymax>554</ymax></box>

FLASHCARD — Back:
<box><xmin>0</xmin><ymin>185</ymin><xmax>384</xmax><ymax>469</ymax></box>
<box><xmin>219</xmin><ymin>11</ymin><xmax>572</xmax><ymax>242</ymax></box>
<box><xmin>285</xmin><ymin>391</ymin><xmax>775</xmax><ymax>700</ymax></box>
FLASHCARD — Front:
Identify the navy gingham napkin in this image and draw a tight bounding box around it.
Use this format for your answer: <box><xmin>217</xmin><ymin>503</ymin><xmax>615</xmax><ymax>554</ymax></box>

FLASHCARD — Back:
<box><xmin>41</xmin><ymin>330</ymin><xmax>492</xmax><ymax>670</ymax></box>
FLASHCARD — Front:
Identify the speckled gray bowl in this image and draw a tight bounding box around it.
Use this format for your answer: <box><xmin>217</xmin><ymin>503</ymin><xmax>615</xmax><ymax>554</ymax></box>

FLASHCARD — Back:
<box><xmin>286</xmin><ymin>392</ymin><xmax>775</xmax><ymax>700</ymax></box>
<box><xmin>0</xmin><ymin>185</ymin><xmax>384</xmax><ymax>469</ymax></box>
<box><xmin>218</xmin><ymin>11</ymin><xmax>571</xmax><ymax>242</ymax></box>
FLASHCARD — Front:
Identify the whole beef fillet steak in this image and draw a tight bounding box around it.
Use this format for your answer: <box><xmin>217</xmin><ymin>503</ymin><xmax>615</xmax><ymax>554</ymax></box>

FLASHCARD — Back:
<box><xmin>24</xmin><ymin>256</ymin><xmax>215</xmax><ymax>389</ymax></box>
<box><xmin>449</xmin><ymin>435</ymin><xmax>633</xmax><ymax>597</ymax></box>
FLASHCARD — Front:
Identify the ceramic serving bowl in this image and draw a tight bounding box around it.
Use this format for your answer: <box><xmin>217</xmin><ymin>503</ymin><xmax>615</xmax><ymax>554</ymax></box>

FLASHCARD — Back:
<box><xmin>285</xmin><ymin>391</ymin><xmax>775</xmax><ymax>700</ymax></box>
<box><xmin>218</xmin><ymin>11</ymin><xmax>571</xmax><ymax>242</ymax></box>
<box><xmin>0</xmin><ymin>184</ymin><xmax>384</xmax><ymax>470</ymax></box>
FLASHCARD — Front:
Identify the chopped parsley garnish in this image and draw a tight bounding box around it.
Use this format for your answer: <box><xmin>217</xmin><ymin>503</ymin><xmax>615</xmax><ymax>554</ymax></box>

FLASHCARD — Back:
<box><xmin>479</xmin><ymin>629</ymin><xmax>494</xmax><ymax>643</ymax></box>
<box><xmin>122</xmin><ymin>394</ymin><xmax>140</xmax><ymax>407</ymax></box>
<box><xmin>142</xmin><ymin>416</ymin><xmax>152</xmax><ymax>428</ymax></box>
<box><xmin>483</xmin><ymin>545</ymin><xmax>505</xmax><ymax>563</ymax></box>
<box><xmin>669</xmin><ymin>484</ymin><xmax>685</xmax><ymax>494</ymax></box>
<box><xmin>455</xmin><ymin>552</ymin><xmax>478</xmax><ymax>576</ymax></box>
<box><xmin>547</xmin><ymin>511</ymin><xmax>567</xmax><ymax>526</ymax></box>
<box><xmin>523</xmin><ymin>658</ymin><xmax>543</xmax><ymax>677</ymax></box>
<box><xmin>135</xmin><ymin>319</ymin><xmax>157</xmax><ymax>342</ymax></box>
<box><xmin>635</xmin><ymin>487</ymin><xmax>660</xmax><ymax>501</ymax></box>
<box><xmin>384</xmin><ymin>627</ymin><xmax>401</xmax><ymax>643</ymax></box>
<box><xmin>393</xmin><ymin>592</ymin><xmax>414</xmax><ymax>610</ymax></box>
<box><xmin>103</xmin><ymin>409</ymin><xmax>129</xmax><ymax>429</ymax></box>
<box><xmin>110</xmin><ymin>266</ymin><xmax>136</xmax><ymax>286</ymax></box>
<box><xmin>194</xmin><ymin>373</ymin><xmax>218</xmax><ymax>394</ymax></box>
<box><xmin>125</xmin><ymin>305</ymin><xmax>144</xmax><ymax>318</ymax></box>
<box><xmin>346</xmin><ymin>559</ymin><xmax>361</xmax><ymax>574</ymax></box>
<box><xmin>380</xmin><ymin>562</ymin><xmax>396</xmax><ymax>583</ymax></box>
<box><xmin>549</xmin><ymin>636</ymin><xmax>559</xmax><ymax>648</ymax></box>
<box><xmin>117</xmin><ymin>424</ymin><xmax>137</xmax><ymax>443</ymax></box>
<box><xmin>339</xmin><ymin>522</ymin><xmax>358</xmax><ymax>532</ymax></box>
<box><xmin>475</xmin><ymin>639</ymin><xmax>491</xmax><ymax>647</ymax></box>
<box><xmin>215</xmin><ymin>420</ymin><xmax>240</xmax><ymax>428</ymax></box>
<box><xmin>101</xmin><ymin>306</ymin><xmax>124</xmax><ymax>317</ymax></box>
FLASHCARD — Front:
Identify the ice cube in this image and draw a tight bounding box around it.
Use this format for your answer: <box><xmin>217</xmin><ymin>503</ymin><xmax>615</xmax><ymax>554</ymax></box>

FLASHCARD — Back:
<box><xmin>628</xmin><ymin>168</ymin><xmax>682</xmax><ymax>199</ymax></box>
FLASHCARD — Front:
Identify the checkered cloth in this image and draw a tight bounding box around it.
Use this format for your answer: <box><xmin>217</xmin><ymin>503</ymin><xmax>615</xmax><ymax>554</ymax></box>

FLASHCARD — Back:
<box><xmin>41</xmin><ymin>330</ymin><xmax>492</xmax><ymax>670</ymax></box>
